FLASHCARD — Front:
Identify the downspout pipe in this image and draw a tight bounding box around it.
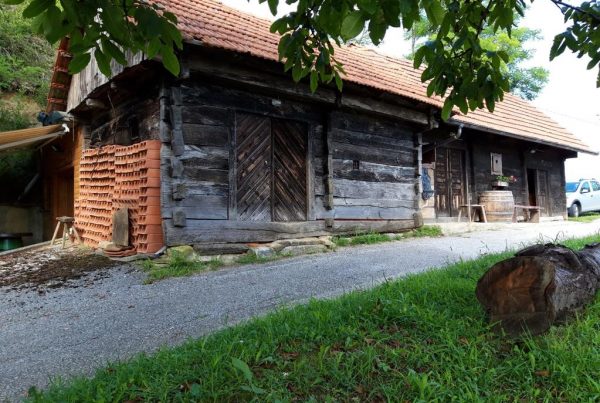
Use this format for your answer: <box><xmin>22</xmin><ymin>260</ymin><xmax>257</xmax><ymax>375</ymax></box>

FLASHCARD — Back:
<box><xmin>422</xmin><ymin>123</ymin><xmax>463</xmax><ymax>154</ymax></box>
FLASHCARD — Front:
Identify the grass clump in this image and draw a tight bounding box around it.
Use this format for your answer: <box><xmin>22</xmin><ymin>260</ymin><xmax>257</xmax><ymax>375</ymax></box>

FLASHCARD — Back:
<box><xmin>142</xmin><ymin>250</ymin><xmax>288</xmax><ymax>282</ymax></box>
<box><xmin>334</xmin><ymin>225</ymin><xmax>444</xmax><ymax>247</ymax></box>
<box><xmin>335</xmin><ymin>232</ymin><xmax>392</xmax><ymax>246</ymax></box>
<box><xmin>569</xmin><ymin>212</ymin><xmax>600</xmax><ymax>223</ymax></box>
<box><xmin>235</xmin><ymin>252</ymin><xmax>290</xmax><ymax>265</ymax></box>
<box><xmin>141</xmin><ymin>251</ymin><xmax>223</xmax><ymax>283</ymax></box>
<box><xmin>30</xmin><ymin>235</ymin><xmax>600</xmax><ymax>402</ymax></box>
<box><xmin>400</xmin><ymin>224</ymin><xmax>443</xmax><ymax>238</ymax></box>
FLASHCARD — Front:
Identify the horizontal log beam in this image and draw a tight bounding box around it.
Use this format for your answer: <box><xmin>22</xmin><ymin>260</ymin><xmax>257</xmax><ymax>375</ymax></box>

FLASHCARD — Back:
<box><xmin>340</xmin><ymin>94</ymin><xmax>429</xmax><ymax>125</ymax></box>
<box><xmin>163</xmin><ymin>219</ymin><xmax>418</xmax><ymax>245</ymax></box>
<box><xmin>186</xmin><ymin>54</ymin><xmax>337</xmax><ymax>104</ymax></box>
<box><xmin>185</xmin><ymin>52</ymin><xmax>430</xmax><ymax>126</ymax></box>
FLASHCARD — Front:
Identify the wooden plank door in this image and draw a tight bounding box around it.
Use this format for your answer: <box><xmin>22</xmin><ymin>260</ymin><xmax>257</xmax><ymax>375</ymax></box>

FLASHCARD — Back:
<box><xmin>272</xmin><ymin>119</ymin><xmax>308</xmax><ymax>221</ymax></box>
<box><xmin>434</xmin><ymin>147</ymin><xmax>451</xmax><ymax>217</ymax></box>
<box><xmin>435</xmin><ymin>147</ymin><xmax>464</xmax><ymax>217</ymax></box>
<box><xmin>536</xmin><ymin>169</ymin><xmax>549</xmax><ymax>215</ymax></box>
<box><xmin>236</xmin><ymin>113</ymin><xmax>272</xmax><ymax>221</ymax></box>
<box><xmin>448</xmin><ymin>148</ymin><xmax>465</xmax><ymax>214</ymax></box>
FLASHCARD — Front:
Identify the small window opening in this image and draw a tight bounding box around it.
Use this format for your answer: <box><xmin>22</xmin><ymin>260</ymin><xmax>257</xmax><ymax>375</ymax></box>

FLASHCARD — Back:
<box><xmin>352</xmin><ymin>160</ymin><xmax>360</xmax><ymax>170</ymax></box>
<box><xmin>490</xmin><ymin>153</ymin><xmax>503</xmax><ymax>175</ymax></box>
<box><xmin>127</xmin><ymin>116</ymin><xmax>140</xmax><ymax>142</ymax></box>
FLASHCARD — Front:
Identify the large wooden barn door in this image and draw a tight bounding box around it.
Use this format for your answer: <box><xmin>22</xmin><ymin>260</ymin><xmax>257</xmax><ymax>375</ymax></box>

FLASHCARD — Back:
<box><xmin>236</xmin><ymin>114</ymin><xmax>273</xmax><ymax>221</ymax></box>
<box><xmin>235</xmin><ymin>113</ymin><xmax>307</xmax><ymax>222</ymax></box>
<box><xmin>272</xmin><ymin>119</ymin><xmax>307</xmax><ymax>221</ymax></box>
<box><xmin>435</xmin><ymin>147</ymin><xmax>465</xmax><ymax>217</ymax></box>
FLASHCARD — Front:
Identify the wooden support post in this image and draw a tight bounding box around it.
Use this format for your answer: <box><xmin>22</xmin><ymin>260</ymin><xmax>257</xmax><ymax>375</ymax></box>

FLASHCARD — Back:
<box><xmin>465</xmin><ymin>140</ymin><xmax>473</xmax><ymax>223</ymax></box>
<box><xmin>416</xmin><ymin>131</ymin><xmax>423</xmax><ymax>211</ymax></box>
<box><xmin>228</xmin><ymin>110</ymin><xmax>237</xmax><ymax>220</ymax></box>
<box><xmin>306</xmin><ymin>125</ymin><xmax>315</xmax><ymax>220</ymax></box>
<box><xmin>170</xmin><ymin>87</ymin><xmax>184</xmax><ymax>156</ymax></box>
<box><xmin>324</xmin><ymin>112</ymin><xmax>334</xmax><ymax>211</ymax></box>
<box><xmin>159</xmin><ymin>84</ymin><xmax>171</xmax><ymax>143</ymax></box>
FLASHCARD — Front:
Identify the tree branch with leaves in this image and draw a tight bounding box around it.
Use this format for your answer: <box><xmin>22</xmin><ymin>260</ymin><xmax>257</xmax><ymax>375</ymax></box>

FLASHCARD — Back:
<box><xmin>5</xmin><ymin>0</ymin><xmax>600</xmax><ymax>120</ymax></box>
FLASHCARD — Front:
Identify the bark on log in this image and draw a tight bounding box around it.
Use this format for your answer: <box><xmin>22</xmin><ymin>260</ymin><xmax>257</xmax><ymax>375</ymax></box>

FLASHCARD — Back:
<box><xmin>476</xmin><ymin>243</ymin><xmax>600</xmax><ymax>336</ymax></box>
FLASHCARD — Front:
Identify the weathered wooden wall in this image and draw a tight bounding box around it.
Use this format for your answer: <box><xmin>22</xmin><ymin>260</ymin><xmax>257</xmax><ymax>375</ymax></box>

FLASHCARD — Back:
<box><xmin>86</xmin><ymin>95</ymin><xmax>161</xmax><ymax>148</ymax></box>
<box><xmin>466</xmin><ymin>131</ymin><xmax>568</xmax><ymax>217</ymax></box>
<box><xmin>67</xmin><ymin>51</ymin><xmax>145</xmax><ymax>112</ymax></box>
<box><xmin>320</xmin><ymin>111</ymin><xmax>418</xmax><ymax>220</ymax></box>
<box><xmin>160</xmin><ymin>78</ymin><xmax>421</xmax><ymax>245</ymax></box>
<box><xmin>41</xmin><ymin>128</ymin><xmax>83</xmax><ymax>239</ymax></box>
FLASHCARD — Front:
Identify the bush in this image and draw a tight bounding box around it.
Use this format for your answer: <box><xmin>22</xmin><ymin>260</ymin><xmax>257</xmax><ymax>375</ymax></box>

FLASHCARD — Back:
<box><xmin>0</xmin><ymin>102</ymin><xmax>33</xmax><ymax>131</ymax></box>
<box><xmin>0</xmin><ymin>4</ymin><xmax>55</xmax><ymax>106</ymax></box>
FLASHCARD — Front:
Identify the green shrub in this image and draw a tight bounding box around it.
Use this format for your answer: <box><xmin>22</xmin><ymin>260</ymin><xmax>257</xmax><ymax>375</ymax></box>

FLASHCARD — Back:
<box><xmin>0</xmin><ymin>102</ymin><xmax>34</xmax><ymax>131</ymax></box>
<box><xmin>0</xmin><ymin>4</ymin><xmax>55</xmax><ymax>105</ymax></box>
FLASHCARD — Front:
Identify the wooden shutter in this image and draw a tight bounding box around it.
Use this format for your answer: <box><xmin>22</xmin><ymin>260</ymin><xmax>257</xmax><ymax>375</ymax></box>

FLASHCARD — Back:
<box><xmin>272</xmin><ymin>119</ymin><xmax>307</xmax><ymax>221</ymax></box>
<box><xmin>235</xmin><ymin>113</ymin><xmax>272</xmax><ymax>221</ymax></box>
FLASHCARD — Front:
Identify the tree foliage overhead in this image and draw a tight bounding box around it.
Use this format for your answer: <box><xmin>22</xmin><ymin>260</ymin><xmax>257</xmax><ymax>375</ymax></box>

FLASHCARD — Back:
<box><xmin>5</xmin><ymin>0</ymin><xmax>600</xmax><ymax>120</ymax></box>
<box><xmin>405</xmin><ymin>16</ymin><xmax>550</xmax><ymax>100</ymax></box>
<box><xmin>3</xmin><ymin>0</ymin><xmax>183</xmax><ymax>77</ymax></box>
<box><xmin>269</xmin><ymin>0</ymin><xmax>599</xmax><ymax>119</ymax></box>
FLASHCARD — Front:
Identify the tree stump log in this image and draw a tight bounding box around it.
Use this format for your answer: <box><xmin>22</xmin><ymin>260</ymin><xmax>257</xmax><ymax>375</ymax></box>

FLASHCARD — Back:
<box><xmin>476</xmin><ymin>243</ymin><xmax>600</xmax><ymax>336</ymax></box>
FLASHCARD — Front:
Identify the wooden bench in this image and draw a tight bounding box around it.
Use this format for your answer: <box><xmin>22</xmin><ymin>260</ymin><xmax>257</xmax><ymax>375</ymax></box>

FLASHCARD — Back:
<box><xmin>457</xmin><ymin>204</ymin><xmax>488</xmax><ymax>223</ymax></box>
<box><xmin>513</xmin><ymin>205</ymin><xmax>544</xmax><ymax>223</ymax></box>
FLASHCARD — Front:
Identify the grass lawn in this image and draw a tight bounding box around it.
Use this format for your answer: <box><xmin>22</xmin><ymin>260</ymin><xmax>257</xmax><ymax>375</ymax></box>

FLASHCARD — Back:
<box><xmin>569</xmin><ymin>212</ymin><xmax>600</xmax><ymax>223</ymax></box>
<box><xmin>30</xmin><ymin>235</ymin><xmax>600</xmax><ymax>402</ymax></box>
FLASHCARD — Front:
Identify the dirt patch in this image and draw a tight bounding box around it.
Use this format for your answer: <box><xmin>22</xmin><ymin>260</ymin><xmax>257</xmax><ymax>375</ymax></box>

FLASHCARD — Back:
<box><xmin>0</xmin><ymin>245</ymin><xmax>120</xmax><ymax>291</ymax></box>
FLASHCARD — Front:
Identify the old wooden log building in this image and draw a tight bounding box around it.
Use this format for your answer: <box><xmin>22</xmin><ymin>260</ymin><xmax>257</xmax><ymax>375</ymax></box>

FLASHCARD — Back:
<box><xmin>33</xmin><ymin>0</ymin><xmax>593</xmax><ymax>252</ymax></box>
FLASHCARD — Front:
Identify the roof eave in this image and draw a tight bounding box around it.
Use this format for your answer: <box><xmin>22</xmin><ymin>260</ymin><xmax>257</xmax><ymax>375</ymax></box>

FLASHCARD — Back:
<box><xmin>452</xmin><ymin>119</ymin><xmax>598</xmax><ymax>156</ymax></box>
<box><xmin>0</xmin><ymin>124</ymin><xmax>68</xmax><ymax>152</ymax></box>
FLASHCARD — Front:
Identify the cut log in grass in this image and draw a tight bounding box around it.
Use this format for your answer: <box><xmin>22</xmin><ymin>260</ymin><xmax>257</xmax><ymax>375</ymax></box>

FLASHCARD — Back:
<box><xmin>476</xmin><ymin>243</ymin><xmax>600</xmax><ymax>336</ymax></box>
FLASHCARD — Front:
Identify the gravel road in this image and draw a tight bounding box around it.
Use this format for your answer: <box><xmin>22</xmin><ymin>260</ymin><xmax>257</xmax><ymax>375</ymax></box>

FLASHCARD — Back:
<box><xmin>2</xmin><ymin>220</ymin><xmax>599</xmax><ymax>401</ymax></box>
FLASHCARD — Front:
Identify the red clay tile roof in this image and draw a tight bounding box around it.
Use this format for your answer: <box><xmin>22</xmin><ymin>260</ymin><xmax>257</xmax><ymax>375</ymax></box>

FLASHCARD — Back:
<box><xmin>46</xmin><ymin>38</ymin><xmax>72</xmax><ymax>113</ymax></box>
<box><xmin>166</xmin><ymin>0</ymin><xmax>594</xmax><ymax>154</ymax></box>
<box><xmin>170</xmin><ymin>0</ymin><xmax>443</xmax><ymax>107</ymax></box>
<box><xmin>453</xmin><ymin>94</ymin><xmax>594</xmax><ymax>154</ymax></box>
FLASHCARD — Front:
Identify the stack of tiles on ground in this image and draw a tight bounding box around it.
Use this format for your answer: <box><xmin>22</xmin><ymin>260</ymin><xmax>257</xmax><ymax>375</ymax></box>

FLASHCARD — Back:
<box><xmin>76</xmin><ymin>145</ymin><xmax>116</xmax><ymax>247</ymax></box>
<box><xmin>75</xmin><ymin>140</ymin><xmax>163</xmax><ymax>254</ymax></box>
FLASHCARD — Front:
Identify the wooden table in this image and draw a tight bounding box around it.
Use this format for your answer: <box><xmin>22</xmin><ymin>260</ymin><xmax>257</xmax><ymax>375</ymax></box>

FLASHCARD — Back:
<box><xmin>457</xmin><ymin>204</ymin><xmax>488</xmax><ymax>223</ymax></box>
<box><xmin>513</xmin><ymin>205</ymin><xmax>544</xmax><ymax>223</ymax></box>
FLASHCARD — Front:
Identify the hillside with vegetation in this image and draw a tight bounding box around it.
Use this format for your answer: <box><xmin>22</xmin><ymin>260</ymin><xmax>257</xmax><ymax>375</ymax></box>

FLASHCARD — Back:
<box><xmin>0</xmin><ymin>4</ymin><xmax>55</xmax><ymax>131</ymax></box>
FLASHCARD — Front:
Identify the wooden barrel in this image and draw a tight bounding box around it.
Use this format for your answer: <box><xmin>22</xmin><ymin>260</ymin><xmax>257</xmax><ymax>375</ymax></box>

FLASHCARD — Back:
<box><xmin>479</xmin><ymin>191</ymin><xmax>515</xmax><ymax>222</ymax></box>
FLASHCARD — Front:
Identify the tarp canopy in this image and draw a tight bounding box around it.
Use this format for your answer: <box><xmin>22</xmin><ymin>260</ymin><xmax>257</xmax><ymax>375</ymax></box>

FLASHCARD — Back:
<box><xmin>0</xmin><ymin>124</ymin><xmax>68</xmax><ymax>152</ymax></box>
